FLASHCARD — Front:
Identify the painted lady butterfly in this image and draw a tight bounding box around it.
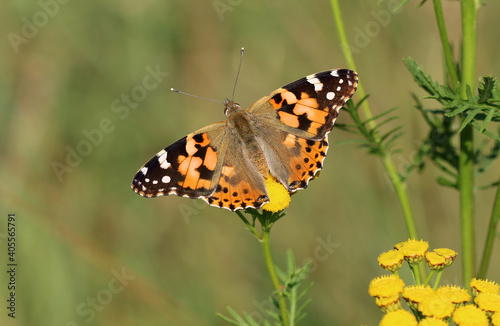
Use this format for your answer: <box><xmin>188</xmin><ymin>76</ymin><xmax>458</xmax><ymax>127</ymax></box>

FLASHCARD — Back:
<box><xmin>132</xmin><ymin>69</ymin><xmax>358</xmax><ymax>211</ymax></box>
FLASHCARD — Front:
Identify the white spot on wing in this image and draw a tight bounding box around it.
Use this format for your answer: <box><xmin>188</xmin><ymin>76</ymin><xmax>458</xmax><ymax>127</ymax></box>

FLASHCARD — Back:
<box><xmin>331</xmin><ymin>70</ymin><xmax>339</xmax><ymax>77</ymax></box>
<box><xmin>162</xmin><ymin>176</ymin><xmax>171</xmax><ymax>183</ymax></box>
<box><xmin>339</xmin><ymin>78</ymin><xmax>344</xmax><ymax>84</ymax></box>
<box><xmin>326</xmin><ymin>92</ymin><xmax>335</xmax><ymax>100</ymax></box>
<box><xmin>307</xmin><ymin>76</ymin><xmax>323</xmax><ymax>92</ymax></box>
<box><xmin>145</xmin><ymin>178</ymin><xmax>150</xmax><ymax>182</ymax></box>
<box><xmin>140</xmin><ymin>167</ymin><xmax>148</xmax><ymax>175</ymax></box>
<box><xmin>307</xmin><ymin>77</ymin><xmax>320</xmax><ymax>84</ymax></box>
<box><xmin>152</xmin><ymin>180</ymin><xmax>158</xmax><ymax>185</ymax></box>
<box><xmin>160</xmin><ymin>160</ymin><xmax>171</xmax><ymax>169</ymax></box>
<box><xmin>158</xmin><ymin>151</ymin><xmax>171</xmax><ymax>169</ymax></box>
<box><xmin>336</xmin><ymin>86</ymin><xmax>341</xmax><ymax>91</ymax></box>
<box><xmin>158</xmin><ymin>151</ymin><xmax>167</xmax><ymax>160</ymax></box>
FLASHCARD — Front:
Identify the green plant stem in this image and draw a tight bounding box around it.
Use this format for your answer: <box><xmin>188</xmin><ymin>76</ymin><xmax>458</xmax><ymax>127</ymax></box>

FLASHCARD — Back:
<box><xmin>432</xmin><ymin>0</ymin><xmax>459</xmax><ymax>87</ymax></box>
<box><xmin>236</xmin><ymin>210</ymin><xmax>260</xmax><ymax>238</ymax></box>
<box><xmin>330</xmin><ymin>0</ymin><xmax>419</xmax><ymax>239</ymax></box>
<box><xmin>409</xmin><ymin>263</ymin><xmax>421</xmax><ymax>285</ymax></box>
<box><xmin>237</xmin><ymin>210</ymin><xmax>290</xmax><ymax>325</ymax></box>
<box><xmin>459</xmin><ymin>125</ymin><xmax>475</xmax><ymax>283</ymax></box>
<box><xmin>459</xmin><ymin>0</ymin><xmax>479</xmax><ymax>285</ymax></box>
<box><xmin>432</xmin><ymin>270</ymin><xmax>444</xmax><ymax>291</ymax></box>
<box><xmin>330</xmin><ymin>0</ymin><xmax>369</xmax><ymax>120</ymax></box>
<box><xmin>383</xmin><ymin>155</ymin><xmax>418</xmax><ymax>238</ymax></box>
<box><xmin>289</xmin><ymin>287</ymin><xmax>297</xmax><ymax>326</ymax></box>
<box><xmin>478</xmin><ymin>175</ymin><xmax>500</xmax><ymax>278</ymax></box>
<box><xmin>424</xmin><ymin>270</ymin><xmax>436</xmax><ymax>286</ymax></box>
<box><xmin>261</xmin><ymin>222</ymin><xmax>290</xmax><ymax>326</ymax></box>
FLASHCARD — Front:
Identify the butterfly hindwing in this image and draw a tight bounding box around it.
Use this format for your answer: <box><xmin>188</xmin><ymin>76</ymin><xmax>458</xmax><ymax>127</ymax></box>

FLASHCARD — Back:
<box><xmin>250</xmin><ymin>120</ymin><xmax>330</xmax><ymax>193</ymax></box>
<box><xmin>202</xmin><ymin>132</ymin><xmax>269</xmax><ymax>210</ymax></box>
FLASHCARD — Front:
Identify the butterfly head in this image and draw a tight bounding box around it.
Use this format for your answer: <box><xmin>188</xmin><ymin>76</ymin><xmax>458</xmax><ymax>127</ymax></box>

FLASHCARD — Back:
<box><xmin>224</xmin><ymin>98</ymin><xmax>242</xmax><ymax>116</ymax></box>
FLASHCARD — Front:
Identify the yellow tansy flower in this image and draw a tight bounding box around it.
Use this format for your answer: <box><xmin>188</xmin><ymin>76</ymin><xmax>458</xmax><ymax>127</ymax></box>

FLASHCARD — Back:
<box><xmin>380</xmin><ymin>309</ymin><xmax>417</xmax><ymax>326</ymax></box>
<box><xmin>395</xmin><ymin>239</ymin><xmax>428</xmax><ymax>264</ymax></box>
<box><xmin>433</xmin><ymin>248</ymin><xmax>457</xmax><ymax>266</ymax></box>
<box><xmin>492</xmin><ymin>312</ymin><xmax>500</xmax><ymax>326</ymax></box>
<box><xmin>418</xmin><ymin>317</ymin><xmax>448</xmax><ymax>326</ymax></box>
<box><xmin>453</xmin><ymin>304</ymin><xmax>489</xmax><ymax>326</ymax></box>
<box><xmin>418</xmin><ymin>293</ymin><xmax>454</xmax><ymax>319</ymax></box>
<box><xmin>475</xmin><ymin>293</ymin><xmax>500</xmax><ymax>316</ymax></box>
<box><xmin>436</xmin><ymin>285</ymin><xmax>470</xmax><ymax>306</ymax></box>
<box><xmin>261</xmin><ymin>176</ymin><xmax>290</xmax><ymax>212</ymax></box>
<box><xmin>375</xmin><ymin>295</ymin><xmax>401</xmax><ymax>313</ymax></box>
<box><xmin>369</xmin><ymin>275</ymin><xmax>405</xmax><ymax>298</ymax></box>
<box><xmin>470</xmin><ymin>278</ymin><xmax>500</xmax><ymax>297</ymax></box>
<box><xmin>402</xmin><ymin>285</ymin><xmax>434</xmax><ymax>310</ymax></box>
<box><xmin>378</xmin><ymin>250</ymin><xmax>404</xmax><ymax>272</ymax></box>
<box><xmin>425</xmin><ymin>251</ymin><xmax>446</xmax><ymax>270</ymax></box>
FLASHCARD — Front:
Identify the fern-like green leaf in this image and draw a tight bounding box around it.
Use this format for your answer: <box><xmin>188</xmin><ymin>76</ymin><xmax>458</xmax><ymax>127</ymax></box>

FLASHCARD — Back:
<box><xmin>478</xmin><ymin>76</ymin><xmax>497</xmax><ymax>103</ymax></box>
<box><xmin>439</xmin><ymin>84</ymin><xmax>459</xmax><ymax>99</ymax></box>
<box><xmin>443</xmin><ymin>100</ymin><xmax>464</xmax><ymax>112</ymax></box>
<box><xmin>217</xmin><ymin>307</ymin><xmax>251</xmax><ymax>325</ymax></box>
<box><xmin>458</xmin><ymin>108</ymin><xmax>482</xmax><ymax>133</ymax></box>
<box><xmin>404</xmin><ymin>57</ymin><xmax>443</xmax><ymax>97</ymax></box>
<box><xmin>471</xmin><ymin>121</ymin><xmax>500</xmax><ymax>141</ymax></box>
<box><xmin>480</xmin><ymin>108</ymin><xmax>497</xmax><ymax>132</ymax></box>
<box><xmin>437</xmin><ymin>176</ymin><xmax>457</xmax><ymax>188</ymax></box>
<box><xmin>363</xmin><ymin>106</ymin><xmax>399</xmax><ymax>125</ymax></box>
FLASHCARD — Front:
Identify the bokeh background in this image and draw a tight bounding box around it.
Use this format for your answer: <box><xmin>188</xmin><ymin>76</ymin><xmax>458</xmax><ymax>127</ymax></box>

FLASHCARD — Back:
<box><xmin>1</xmin><ymin>0</ymin><xmax>500</xmax><ymax>325</ymax></box>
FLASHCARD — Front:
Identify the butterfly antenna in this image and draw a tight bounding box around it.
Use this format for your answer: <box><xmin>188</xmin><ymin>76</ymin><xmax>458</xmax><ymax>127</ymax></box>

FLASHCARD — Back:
<box><xmin>231</xmin><ymin>47</ymin><xmax>245</xmax><ymax>102</ymax></box>
<box><xmin>170</xmin><ymin>88</ymin><xmax>223</xmax><ymax>104</ymax></box>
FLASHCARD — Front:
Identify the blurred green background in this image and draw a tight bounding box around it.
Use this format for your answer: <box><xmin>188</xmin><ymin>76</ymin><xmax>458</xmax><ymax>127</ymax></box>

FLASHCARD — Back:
<box><xmin>1</xmin><ymin>0</ymin><xmax>500</xmax><ymax>325</ymax></box>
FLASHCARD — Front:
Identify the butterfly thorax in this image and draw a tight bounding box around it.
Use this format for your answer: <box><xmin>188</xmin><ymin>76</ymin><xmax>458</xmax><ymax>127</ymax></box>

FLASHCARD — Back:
<box><xmin>224</xmin><ymin>100</ymin><xmax>269</xmax><ymax>176</ymax></box>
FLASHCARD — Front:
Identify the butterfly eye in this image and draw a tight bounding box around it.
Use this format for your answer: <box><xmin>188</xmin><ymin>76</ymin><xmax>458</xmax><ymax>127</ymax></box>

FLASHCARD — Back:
<box><xmin>224</xmin><ymin>100</ymin><xmax>241</xmax><ymax>116</ymax></box>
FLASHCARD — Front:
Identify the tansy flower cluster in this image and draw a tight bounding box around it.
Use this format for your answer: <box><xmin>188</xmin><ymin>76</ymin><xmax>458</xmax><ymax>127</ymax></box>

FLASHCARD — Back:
<box><xmin>369</xmin><ymin>239</ymin><xmax>500</xmax><ymax>325</ymax></box>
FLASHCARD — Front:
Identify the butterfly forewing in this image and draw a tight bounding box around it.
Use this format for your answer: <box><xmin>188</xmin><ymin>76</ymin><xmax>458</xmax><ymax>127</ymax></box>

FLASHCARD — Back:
<box><xmin>132</xmin><ymin>122</ymin><xmax>227</xmax><ymax>199</ymax></box>
<box><xmin>249</xmin><ymin>69</ymin><xmax>357</xmax><ymax>140</ymax></box>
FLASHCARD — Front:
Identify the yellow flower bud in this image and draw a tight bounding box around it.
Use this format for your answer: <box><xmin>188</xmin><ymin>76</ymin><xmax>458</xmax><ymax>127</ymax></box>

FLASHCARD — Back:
<box><xmin>378</xmin><ymin>250</ymin><xmax>404</xmax><ymax>272</ymax></box>
<box><xmin>395</xmin><ymin>239</ymin><xmax>428</xmax><ymax>264</ymax></box>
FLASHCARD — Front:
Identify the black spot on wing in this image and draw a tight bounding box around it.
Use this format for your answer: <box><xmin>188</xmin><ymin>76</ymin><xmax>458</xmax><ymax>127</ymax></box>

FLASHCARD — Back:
<box><xmin>271</xmin><ymin>92</ymin><xmax>283</xmax><ymax>105</ymax></box>
<box><xmin>192</xmin><ymin>133</ymin><xmax>205</xmax><ymax>143</ymax></box>
<box><xmin>297</xmin><ymin>113</ymin><xmax>312</xmax><ymax>131</ymax></box>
